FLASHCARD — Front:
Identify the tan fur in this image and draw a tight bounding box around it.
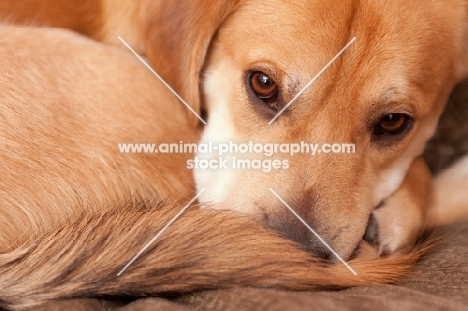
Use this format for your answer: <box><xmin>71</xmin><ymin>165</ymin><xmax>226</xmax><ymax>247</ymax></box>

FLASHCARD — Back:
<box><xmin>370</xmin><ymin>157</ymin><xmax>433</xmax><ymax>255</ymax></box>
<box><xmin>0</xmin><ymin>0</ymin><xmax>103</xmax><ymax>39</ymax></box>
<box><xmin>146</xmin><ymin>0</ymin><xmax>468</xmax><ymax>258</ymax></box>
<box><xmin>0</xmin><ymin>0</ymin><xmax>144</xmax><ymax>53</ymax></box>
<box><xmin>428</xmin><ymin>155</ymin><xmax>468</xmax><ymax>226</ymax></box>
<box><xmin>100</xmin><ymin>0</ymin><xmax>144</xmax><ymax>52</ymax></box>
<box><xmin>0</xmin><ymin>1</ymin><xmax>467</xmax><ymax>309</ymax></box>
<box><xmin>0</xmin><ymin>200</ymin><xmax>437</xmax><ymax>310</ymax></box>
<box><xmin>141</xmin><ymin>0</ymin><xmax>239</xmax><ymax>125</ymax></box>
<box><xmin>0</xmin><ymin>26</ymin><xmax>438</xmax><ymax>310</ymax></box>
<box><xmin>0</xmin><ymin>26</ymin><xmax>197</xmax><ymax>251</ymax></box>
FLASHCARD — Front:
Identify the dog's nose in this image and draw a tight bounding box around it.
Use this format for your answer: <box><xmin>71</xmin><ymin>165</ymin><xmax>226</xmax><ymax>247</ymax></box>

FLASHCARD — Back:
<box><xmin>261</xmin><ymin>210</ymin><xmax>334</xmax><ymax>260</ymax></box>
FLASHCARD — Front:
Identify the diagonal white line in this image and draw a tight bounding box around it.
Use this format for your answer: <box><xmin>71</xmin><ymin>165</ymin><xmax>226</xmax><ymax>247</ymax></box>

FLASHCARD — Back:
<box><xmin>117</xmin><ymin>188</ymin><xmax>206</xmax><ymax>276</ymax></box>
<box><xmin>269</xmin><ymin>37</ymin><xmax>356</xmax><ymax>124</ymax></box>
<box><xmin>269</xmin><ymin>188</ymin><xmax>357</xmax><ymax>275</ymax></box>
<box><xmin>118</xmin><ymin>36</ymin><xmax>207</xmax><ymax>125</ymax></box>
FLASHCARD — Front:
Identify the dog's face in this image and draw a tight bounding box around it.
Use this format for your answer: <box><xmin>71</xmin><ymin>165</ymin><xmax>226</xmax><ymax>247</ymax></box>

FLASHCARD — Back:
<box><xmin>145</xmin><ymin>0</ymin><xmax>468</xmax><ymax>260</ymax></box>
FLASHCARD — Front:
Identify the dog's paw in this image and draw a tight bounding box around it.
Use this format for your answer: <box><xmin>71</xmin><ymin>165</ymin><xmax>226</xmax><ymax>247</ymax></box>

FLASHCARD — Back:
<box><xmin>363</xmin><ymin>199</ymin><xmax>425</xmax><ymax>256</ymax></box>
<box><xmin>363</xmin><ymin>158</ymin><xmax>432</xmax><ymax>256</ymax></box>
<box><xmin>352</xmin><ymin>240</ymin><xmax>380</xmax><ymax>259</ymax></box>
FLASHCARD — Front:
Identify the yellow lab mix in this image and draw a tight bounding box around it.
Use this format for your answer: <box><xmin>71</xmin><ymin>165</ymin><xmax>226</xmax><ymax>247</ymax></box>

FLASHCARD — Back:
<box><xmin>0</xmin><ymin>0</ymin><xmax>467</xmax><ymax>309</ymax></box>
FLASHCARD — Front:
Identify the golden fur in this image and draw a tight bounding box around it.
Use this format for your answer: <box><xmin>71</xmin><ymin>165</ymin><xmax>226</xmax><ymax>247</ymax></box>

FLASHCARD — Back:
<box><xmin>0</xmin><ymin>200</ymin><xmax>437</xmax><ymax>310</ymax></box>
<box><xmin>0</xmin><ymin>26</ymin><xmax>197</xmax><ymax>250</ymax></box>
<box><xmin>0</xmin><ymin>0</ymin><xmax>467</xmax><ymax>309</ymax></box>
<box><xmin>148</xmin><ymin>0</ymin><xmax>468</xmax><ymax>257</ymax></box>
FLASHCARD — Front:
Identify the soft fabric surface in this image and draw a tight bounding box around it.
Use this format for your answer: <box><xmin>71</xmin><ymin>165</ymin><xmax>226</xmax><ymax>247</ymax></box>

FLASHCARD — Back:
<box><xmin>33</xmin><ymin>221</ymin><xmax>468</xmax><ymax>311</ymax></box>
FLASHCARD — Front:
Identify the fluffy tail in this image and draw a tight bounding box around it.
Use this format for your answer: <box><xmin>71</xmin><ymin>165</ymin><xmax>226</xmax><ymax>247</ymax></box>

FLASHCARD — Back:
<box><xmin>0</xmin><ymin>200</ymin><xmax>436</xmax><ymax>310</ymax></box>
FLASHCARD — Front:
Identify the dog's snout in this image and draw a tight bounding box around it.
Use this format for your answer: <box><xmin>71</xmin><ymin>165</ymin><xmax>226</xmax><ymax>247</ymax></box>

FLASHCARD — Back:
<box><xmin>261</xmin><ymin>210</ymin><xmax>333</xmax><ymax>260</ymax></box>
<box><xmin>363</xmin><ymin>213</ymin><xmax>380</xmax><ymax>248</ymax></box>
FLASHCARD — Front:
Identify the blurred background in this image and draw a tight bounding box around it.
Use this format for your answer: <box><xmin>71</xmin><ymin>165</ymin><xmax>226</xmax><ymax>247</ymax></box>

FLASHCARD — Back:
<box><xmin>425</xmin><ymin>77</ymin><xmax>468</xmax><ymax>173</ymax></box>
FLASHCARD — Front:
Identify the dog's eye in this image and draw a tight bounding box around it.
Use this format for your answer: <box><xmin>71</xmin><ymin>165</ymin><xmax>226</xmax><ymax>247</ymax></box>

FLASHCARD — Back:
<box><xmin>249</xmin><ymin>72</ymin><xmax>278</xmax><ymax>108</ymax></box>
<box><xmin>373</xmin><ymin>113</ymin><xmax>411</xmax><ymax>137</ymax></box>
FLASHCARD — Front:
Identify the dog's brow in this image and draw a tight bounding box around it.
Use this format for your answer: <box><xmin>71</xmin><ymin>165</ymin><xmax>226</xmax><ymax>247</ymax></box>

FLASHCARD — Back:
<box><xmin>366</xmin><ymin>96</ymin><xmax>416</xmax><ymax>121</ymax></box>
<box><xmin>269</xmin><ymin>37</ymin><xmax>356</xmax><ymax>124</ymax></box>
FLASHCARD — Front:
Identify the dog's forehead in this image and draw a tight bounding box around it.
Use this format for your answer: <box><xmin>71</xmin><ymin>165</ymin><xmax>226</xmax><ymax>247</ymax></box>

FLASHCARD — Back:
<box><xmin>220</xmin><ymin>0</ymin><xmax>457</xmax><ymax>95</ymax></box>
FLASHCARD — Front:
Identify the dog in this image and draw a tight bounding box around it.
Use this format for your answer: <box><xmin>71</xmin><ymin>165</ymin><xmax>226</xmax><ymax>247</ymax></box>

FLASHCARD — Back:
<box><xmin>429</xmin><ymin>155</ymin><xmax>468</xmax><ymax>226</ymax></box>
<box><xmin>3</xmin><ymin>0</ymin><xmax>467</xmax><ymax>258</ymax></box>
<box><xmin>0</xmin><ymin>0</ymin><xmax>145</xmax><ymax>53</ymax></box>
<box><xmin>0</xmin><ymin>0</ymin><xmax>468</xmax><ymax>308</ymax></box>
<box><xmin>0</xmin><ymin>24</ymin><xmax>198</xmax><ymax>251</ymax></box>
<box><xmin>0</xmin><ymin>24</ymin><xmax>439</xmax><ymax>311</ymax></box>
<box><xmin>143</xmin><ymin>0</ymin><xmax>468</xmax><ymax>258</ymax></box>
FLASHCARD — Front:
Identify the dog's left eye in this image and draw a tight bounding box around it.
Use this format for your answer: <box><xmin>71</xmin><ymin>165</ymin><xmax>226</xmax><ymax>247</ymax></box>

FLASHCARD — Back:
<box><xmin>373</xmin><ymin>113</ymin><xmax>412</xmax><ymax>137</ymax></box>
<box><xmin>249</xmin><ymin>71</ymin><xmax>278</xmax><ymax>109</ymax></box>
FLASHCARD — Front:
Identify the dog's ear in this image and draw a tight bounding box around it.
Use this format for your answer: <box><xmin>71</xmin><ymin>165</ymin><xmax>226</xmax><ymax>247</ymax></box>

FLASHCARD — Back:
<box><xmin>141</xmin><ymin>0</ymin><xmax>238</xmax><ymax>126</ymax></box>
<box><xmin>455</xmin><ymin>4</ymin><xmax>468</xmax><ymax>82</ymax></box>
<box><xmin>460</xmin><ymin>40</ymin><xmax>468</xmax><ymax>83</ymax></box>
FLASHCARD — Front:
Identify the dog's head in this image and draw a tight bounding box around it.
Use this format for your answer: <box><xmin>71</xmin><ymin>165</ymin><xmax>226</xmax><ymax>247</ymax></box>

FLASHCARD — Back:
<box><xmin>143</xmin><ymin>0</ymin><xmax>468</xmax><ymax>260</ymax></box>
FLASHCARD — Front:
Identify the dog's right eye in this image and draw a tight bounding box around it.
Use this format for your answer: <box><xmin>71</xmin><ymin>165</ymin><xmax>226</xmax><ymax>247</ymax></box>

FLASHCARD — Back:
<box><xmin>249</xmin><ymin>72</ymin><xmax>279</xmax><ymax>110</ymax></box>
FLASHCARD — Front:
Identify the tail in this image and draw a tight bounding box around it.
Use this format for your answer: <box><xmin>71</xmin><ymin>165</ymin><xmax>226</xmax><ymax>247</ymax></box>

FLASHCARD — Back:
<box><xmin>0</xmin><ymin>200</ymin><xmax>437</xmax><ymax>310</ymax></box>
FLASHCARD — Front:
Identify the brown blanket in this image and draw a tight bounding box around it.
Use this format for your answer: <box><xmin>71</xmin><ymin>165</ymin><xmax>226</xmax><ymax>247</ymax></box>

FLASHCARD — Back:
<box><xmin>33</xmin><ymin>221</ymin><xmax>468</xmax><ymax>311</ymax></box>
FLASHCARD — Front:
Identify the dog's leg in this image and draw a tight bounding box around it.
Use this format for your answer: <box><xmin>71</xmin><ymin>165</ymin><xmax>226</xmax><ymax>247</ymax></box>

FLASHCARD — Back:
<box><xmin>364</xmin><ymin>157</ymin><xmax>433</xmax><ymax>256</ymax></box>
